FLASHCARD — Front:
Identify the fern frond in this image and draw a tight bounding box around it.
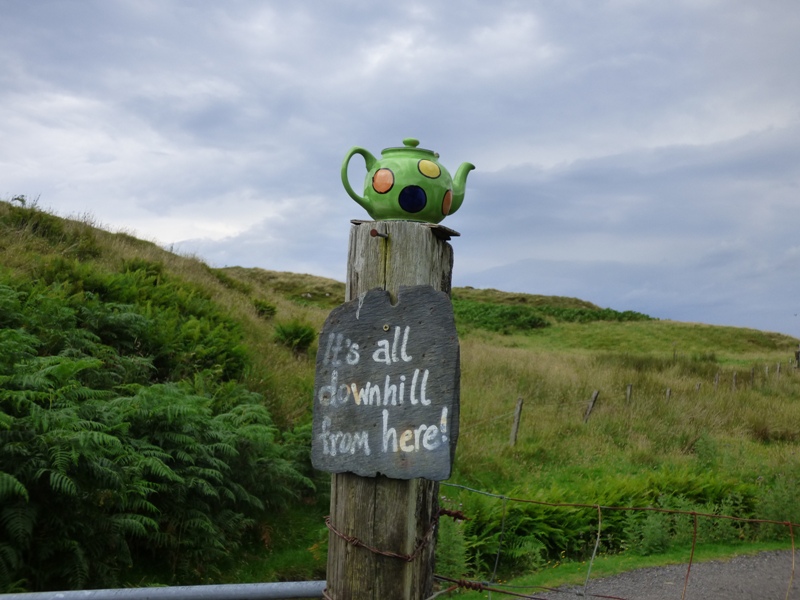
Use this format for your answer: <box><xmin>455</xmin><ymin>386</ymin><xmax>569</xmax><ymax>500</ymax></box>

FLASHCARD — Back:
<box><xmin>0</xmin><ymin>542</ymin><xmax>22</xmax><ymax>588</ymax></box>
<box><xmin>140</xmin><ymin>456</ymin><xmax>182</xmax><ymax>483</ymax></box>
<box><xmin>0</xmin><ymin>473</ymin><xmax>28</xmax><ymax>502</ymax></box>
<box><xmin>0</xmin><ymin>504</ymin><xmax>36</xmax><ymax>547</ymax></box>
<box><xmin>120</xmin><ymin>496</ymin><xmax>159</xmax><ymax>515</ymax></box>
<box><xmin>186</xmin><ymin>476</ymin><xmax>220</xmax><ymax>498</ymax></box>
<box><xmin>110</xmin><ymin>513</ymin><xmax>158</xmax><ymax>538</ymax></box>
<box><xmin>35</xmin><ymin>469</ymin><xmax>78</xmax><ymax>496</ymax></box>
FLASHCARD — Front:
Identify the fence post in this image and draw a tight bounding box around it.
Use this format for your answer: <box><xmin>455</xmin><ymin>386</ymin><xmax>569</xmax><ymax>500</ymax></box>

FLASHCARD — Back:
<box><xmin>510</xmin><ymin>397</ymin><xmax>524</xmax><ymax>446</ymax></box>
<box><xmin>714</xmin><ymin>372</ymin><xmax>720</xmax><ymax>392</ymax></box>
<box><xmin>665</xmin><ymin>387</ymin><xmax>671</xmax><ymax>401</ymax></box>
<box><xmin>732</xmin><ymin>371</ymin><xmax>737</xmax><ymax>392</ymax></box>
<box><xmin>583</xmin><ymin>390</ymin><xmax>600</xmax><ymax>422</ymax></box>
<box><xmin>325</xmin><ymin>220</ymin><xmax>455</xmax><ymax>599</ymax></box>
<box><xmin>625</xmin><ymin>383</ymin><xmax>632</xmax><ymax>404</ymax></box>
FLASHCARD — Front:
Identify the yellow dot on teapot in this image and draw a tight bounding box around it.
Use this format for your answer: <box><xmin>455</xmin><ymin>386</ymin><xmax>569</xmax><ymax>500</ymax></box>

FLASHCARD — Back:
<box><xmin>418</xmin><ymin>159</ymin><xmax>441</xmax><ymax>179</ymax></box>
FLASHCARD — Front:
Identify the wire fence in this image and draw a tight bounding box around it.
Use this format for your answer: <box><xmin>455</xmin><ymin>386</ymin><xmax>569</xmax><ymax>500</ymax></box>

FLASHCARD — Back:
<box><xmin>427</xmin><ymin>481</ymin><xmax>799</xmax><ymax>600</ymax></box>
<box><xmin>8</xmin><ymin>480</ymin><xmax>798</xmax><ymax>600</ymax></box>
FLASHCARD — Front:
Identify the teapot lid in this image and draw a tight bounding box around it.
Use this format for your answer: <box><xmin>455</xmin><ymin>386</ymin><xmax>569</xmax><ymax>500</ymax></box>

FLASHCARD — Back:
<box><xmin>382</xmin><ymin>137</ymin><xmax>437</xmax><ymax>157</ymax></box>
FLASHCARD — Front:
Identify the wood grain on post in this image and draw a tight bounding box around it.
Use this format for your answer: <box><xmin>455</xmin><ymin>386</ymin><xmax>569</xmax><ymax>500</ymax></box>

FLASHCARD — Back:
<box><xmin>326</xmin><ymin>220</ymin><xmax>455</xmax><ymax>600</ymax></box>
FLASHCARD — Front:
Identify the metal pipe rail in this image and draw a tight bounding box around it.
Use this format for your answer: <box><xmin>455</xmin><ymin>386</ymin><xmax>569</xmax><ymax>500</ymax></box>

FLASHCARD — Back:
<box><xmin>1</xmin><ymin>581</ymin><xmax>326</xmax><ymax>600</ymax></box>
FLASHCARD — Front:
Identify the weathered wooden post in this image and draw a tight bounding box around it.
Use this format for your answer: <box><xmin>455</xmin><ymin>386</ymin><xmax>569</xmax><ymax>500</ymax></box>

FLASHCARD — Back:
<box><xmin>509</xmin><ymin>397</ymin><xmax>524</xmax><ymax>446</ymax></box>
<box><xmin>583</xmin><ymin>390</ymin><xmax>600</xmax><ymax>422</ymax></box>
<box><xmin>314</xmin><ymin>138</ymin><xmax>474</xmax><ymax>599</ymax></box>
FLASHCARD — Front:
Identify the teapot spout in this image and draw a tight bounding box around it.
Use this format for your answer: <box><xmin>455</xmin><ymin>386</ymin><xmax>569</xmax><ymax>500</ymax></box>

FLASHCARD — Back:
<box><xmin>449</xmin><ymin>162</ymin><xmax>476</xmax><ymax>215</ymax></box>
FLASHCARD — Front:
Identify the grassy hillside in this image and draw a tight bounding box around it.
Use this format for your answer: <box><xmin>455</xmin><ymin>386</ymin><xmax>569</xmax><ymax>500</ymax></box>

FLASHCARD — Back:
<box><xmin>0</xmin><ymin>199</ymin><xmax>333</xmax><ymax>590</ymax></box>
<box><xmin>2</xmin><ymin>197</ymin><xmax>799</xmax><ymax>592</ymax></box>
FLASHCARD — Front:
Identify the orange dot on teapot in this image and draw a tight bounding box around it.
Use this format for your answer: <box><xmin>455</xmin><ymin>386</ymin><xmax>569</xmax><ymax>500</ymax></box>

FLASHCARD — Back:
<box><xmin>372</xmin><ymin>169</ymin><xmax>394</xmax><ymax>194</ymax></box>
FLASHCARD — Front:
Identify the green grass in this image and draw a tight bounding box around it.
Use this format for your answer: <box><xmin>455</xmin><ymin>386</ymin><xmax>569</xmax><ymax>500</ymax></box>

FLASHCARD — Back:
<box><xmin>460</xmin><ymin>319</ymin><xmax>796</xmax><ymax>357</ymax></box>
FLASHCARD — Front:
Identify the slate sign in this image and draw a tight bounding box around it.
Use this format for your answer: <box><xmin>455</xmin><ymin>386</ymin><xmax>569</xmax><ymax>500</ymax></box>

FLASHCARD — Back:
<box><xmin>311</xmin><ymin>285</ymin><xmax>460</xmax><ymax>480</ymax></box>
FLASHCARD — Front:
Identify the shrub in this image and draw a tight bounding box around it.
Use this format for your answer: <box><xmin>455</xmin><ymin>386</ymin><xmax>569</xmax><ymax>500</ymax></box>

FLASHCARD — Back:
<box><xmin>453</xmin><ymin>299</ymin><xmax>549</xmax><ymax>334</ymax></box>
<box><xmin>253</xmin><ymin>299</ymin><xmax>277</xmax><ymax>319</ymax></box>
<box><xmin>273</xmin><ymin>320</ymin><xmax>316</xmax><ymax>354</ymax></box>
<box><xmin>0</xmin><ymin>356</ymin><xmax>313</xmax><ymax>590</ymax></box>
<box><xmin>0</xmin><ymin>266</ymin><xmax>316</xmax><ymax>590</ymax></box>
<box><xmin>537</xmin><ymin>306</ymin><xmax>652</xmax><ymax>323</ymax></box>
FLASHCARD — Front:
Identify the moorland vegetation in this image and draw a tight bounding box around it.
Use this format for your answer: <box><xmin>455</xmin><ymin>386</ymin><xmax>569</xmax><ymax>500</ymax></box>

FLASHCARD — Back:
<box><xmin>1</xmin><ymin>197</ymin><xmax>799</xmax><ymax>593</ymax></box>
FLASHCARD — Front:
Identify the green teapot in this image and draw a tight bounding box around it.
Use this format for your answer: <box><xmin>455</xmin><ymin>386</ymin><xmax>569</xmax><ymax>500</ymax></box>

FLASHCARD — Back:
<box><xmin>341</xmin><ymin>138</ymin><xmax>475</xmax><ymax>223</ymax></box>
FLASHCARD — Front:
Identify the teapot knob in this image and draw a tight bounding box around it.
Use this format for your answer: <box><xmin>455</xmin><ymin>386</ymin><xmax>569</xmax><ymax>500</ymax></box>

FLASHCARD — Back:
<box><xmin>402</xmin><ymin>137</ymin><xmax>420</xmax><ymax>148</ymax></box>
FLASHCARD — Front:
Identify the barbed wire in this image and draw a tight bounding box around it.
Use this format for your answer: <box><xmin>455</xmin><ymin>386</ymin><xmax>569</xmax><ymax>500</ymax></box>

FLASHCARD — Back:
<box><xmin>442</xmin><ymin>482</ymin><xmax>800</xmax><ymax>527</ymax></box>
<box><xmin>324</xmin><ymin>481</ymin><xmax>798</xmax><ymax>599</ymax></box>
<box><xmin>325</xmin><ymin>507</ymin><xmax>468</xmax><ymax>564</ymax></box>
<box><xmin>439</xmin><ymin>482</ymin><xmax>798</xmax><ymax>600</ymax></box>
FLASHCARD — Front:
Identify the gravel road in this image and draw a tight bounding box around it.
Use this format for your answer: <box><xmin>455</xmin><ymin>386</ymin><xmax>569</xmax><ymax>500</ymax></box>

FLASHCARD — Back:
<box><xmin>531</xmin><ymin>550</ymin><xmax>798</xmax><ymax>600</ymax></box>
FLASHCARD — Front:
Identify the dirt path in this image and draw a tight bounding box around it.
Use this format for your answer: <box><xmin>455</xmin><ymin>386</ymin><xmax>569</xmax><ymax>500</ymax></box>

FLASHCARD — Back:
<box><xmin>532</xmin><ymin>550</ymin><xmax>798</xmax><ymax>600</ymax></box>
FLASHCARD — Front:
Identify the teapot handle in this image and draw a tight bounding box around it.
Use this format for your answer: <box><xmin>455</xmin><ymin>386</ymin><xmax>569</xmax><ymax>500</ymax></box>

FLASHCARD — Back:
<box><xmin>341</xmin><ymin>146</ymin><xmax>377</xmax><ymax>210</ymax></box>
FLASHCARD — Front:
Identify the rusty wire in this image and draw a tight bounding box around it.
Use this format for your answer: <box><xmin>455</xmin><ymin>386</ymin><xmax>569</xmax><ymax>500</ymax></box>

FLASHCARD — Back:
<box><xmin>442</xmin><ymin>481</ymin><xmax>800</xmax><ymax>528</ymax></box>
<box><xmin>325</xmin><ymin>507</ymin><xmax>468</xmax><ymax>564</ymax></box>
<box><xmin>434</xmin><ymin>575</ymin><xmax>629</xmax><ymax>599</ymax></box>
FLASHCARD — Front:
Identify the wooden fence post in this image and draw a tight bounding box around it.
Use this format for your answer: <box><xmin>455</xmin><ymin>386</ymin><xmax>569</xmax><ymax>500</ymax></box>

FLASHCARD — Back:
<box><xmin>583</xmin><ymin>390</ymin><xmax>600</xmax><ymax>422</ymax></box>
<box><xmin>325</xmin><ymin>220</ymin><xmax>456</xmax><ymax>600</ymax></box>
<box><xmin>625</xmin><ymin>384</ymin><xmax>632</xmax><ymax>404</ymax></box>
<box><xmin>510</xmin><ymin>397</ymin><xmax>524</xmax><ymax>446</ymax></box>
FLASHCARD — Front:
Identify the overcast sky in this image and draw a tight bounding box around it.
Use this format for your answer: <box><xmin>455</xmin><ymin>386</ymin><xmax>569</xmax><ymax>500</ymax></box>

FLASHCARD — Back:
<box><xmin>2</xmin><ymin>1</ymin><xmax>800</xmax><ymax>337</ymax></box>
